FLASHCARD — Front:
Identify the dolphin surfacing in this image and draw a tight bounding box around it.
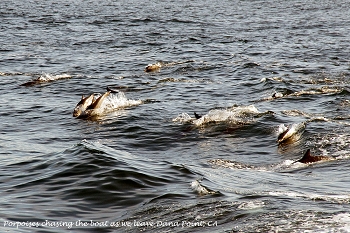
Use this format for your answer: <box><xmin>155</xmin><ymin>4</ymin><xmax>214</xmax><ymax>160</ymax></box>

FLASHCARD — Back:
<box><xmin>296</xmin><ymin>149</ymin><xmax>334</xmax><ymax>164</ymax></box>
<box><xmin>144</xmin><ymin>62</ymin><xmax>162</xmax><ymax>72</ymax></box>
<box><xmin>73</xmin><ymin>91</ymin><xmax>111</xmax><ymax>118</ymax></box>
<box><xmin>277</xmin><ymin>122</ymin><xmax>306</xmax><ymax>144</ymax></box>
<box><xmin>21</xmin><ymin>74</ymin><xmax>72</xmax><ymax>87</ymax></box>
<box><xmin>73</xmin><ymin>94</ymin><xmax>95</xmax><ymax>117</ymax></box>
<box><xmin>79</xmin><ymin>91</ymin><xmax>111</xmax><ymax>118</ymax></box>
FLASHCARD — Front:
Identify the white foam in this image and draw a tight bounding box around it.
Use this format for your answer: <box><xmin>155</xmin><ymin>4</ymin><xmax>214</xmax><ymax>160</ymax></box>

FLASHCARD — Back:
<box><xmin>37</xmin><ymin>73</ymin><xmax>71</xmax><ymax>81</ymax></box>
<box><xmin>277</xmin><ymin>124</ymin><xmax>288</xmax><ymax>135</ymax></box>
<box><xmin>191</xmin><ymin>180</ymin><xmax>216</xmax><ymax>196</ymax></box>
<box><xmin>209</xmin><ymin>159</ymin><xmax>256</xmax><ymax>170</ymax></box>
<box><xmin>260</xmin><ymin>77</ymin><xmax>284</xmax><ymax>82</ymax></box>
<box><xmin>102</xmin><ymin>92</ymin><xmax>142</xmax><ymax>111</ymax></box>
<box><xmin>268</xmin><ymin>190</ymin><xmax>350</xmax><ymax>204</ymax></box>
<box><xmin>191</xmin><ymin>180</ymin><xmax>209</xmax><ymax>195</ymax></box>
<box><xmin>289</xmin><ymin>86</ymin><xmax>343</xmax><ymax>97</ymax></box>
<box><xmin>333</xmin><ymin>213</ymin><xmax>350</xmax><ymax>231</ymax></box>
<box><xmin>173</xmin><ymin>105</ymin><xmax>261</xmax><ymax>127</ymax></box>
<box><xmin>172</xmin><ymin>113</ymin><xmax>193</xmax><ymax>123</ymax></box>
<box><xmin>237</xmin><ymin>201</ymin><xmax>265</xmax><ymax>210</ymax></box>
<box><xmin>193</xmin><ymin>105</ymin><xmax>260</xmax><ymax>126</ymax></box>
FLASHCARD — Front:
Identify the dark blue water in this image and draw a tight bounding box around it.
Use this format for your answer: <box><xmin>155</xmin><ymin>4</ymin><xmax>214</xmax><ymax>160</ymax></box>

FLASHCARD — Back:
<box><xmin>1</xmin><ymin>0</ymin><xmax>350</xmax><ymax>232</ymax></box>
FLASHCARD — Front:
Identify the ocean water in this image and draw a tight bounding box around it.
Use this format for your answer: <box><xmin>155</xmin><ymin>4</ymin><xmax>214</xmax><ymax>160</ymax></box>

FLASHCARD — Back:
<box><xmin>1</xmin><ymin>0</ymin><xmax>350</xmax><ymax>232</ymax></box>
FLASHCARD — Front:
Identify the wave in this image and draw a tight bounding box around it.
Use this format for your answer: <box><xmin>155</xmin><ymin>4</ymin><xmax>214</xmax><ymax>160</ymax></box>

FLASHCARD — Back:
<box><xmin>190</xmin><ymin>180</ymin><xmax>219</xmax><ymax>196</ymax></box>
<box><xmin>0</xmin><ymin>139</ymin><xmax>201</xmax><ymax>226</ymax></box>
<box><xmin>120</xmin><ymin>192</ymin><xmax>350</xmax><ymax>232</ymax></box>
<box><xmin>208</xmin><ymin>150</ymin><xmax>348</xmax><ymax>173</ymax></box>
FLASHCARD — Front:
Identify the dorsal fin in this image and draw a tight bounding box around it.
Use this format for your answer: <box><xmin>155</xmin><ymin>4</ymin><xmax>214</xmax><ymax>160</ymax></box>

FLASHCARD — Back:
<box><xmin>194</xmin><ymin>112</ymin><xmax>202</xmax><ymax>119</ymax></box>
<box><xmin>277</xmin><ymin>127</ymin><xmax>289</xmax><ymax>142</ymax></box>
<box><xmin>87</xmin><ymin>91</ymin><xmax>110</xmax><ymax>110</ymax></box>
<box><xmin>77</xmin><ymin>94</ymin><xmax>93</xmax><ymax>106</ymax></box>
<box><xmin>298</xmin><ymin>149</ymin><xmax>312</xmax><ymax>163</ymax></box>
<box><xmin>305</xmin><ymin>149</ymin><xmax>311</xmax><ymax>157</ymax></box>
<box><xmin>296</xmin><ymin>149</ymin><xmax>331</xmax><ymax>164</ymax></box>
<box><xmin>77</xmin><ymin>95</ymin><xmax>86</xmax><ymax>105</ymax></box>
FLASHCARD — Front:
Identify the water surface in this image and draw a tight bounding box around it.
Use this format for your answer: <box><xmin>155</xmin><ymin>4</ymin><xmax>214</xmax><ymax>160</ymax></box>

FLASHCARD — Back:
<box><xmin>1</xmin><ymin>0</ymin><xmax>350</xmax><ymax>232</ymax></box>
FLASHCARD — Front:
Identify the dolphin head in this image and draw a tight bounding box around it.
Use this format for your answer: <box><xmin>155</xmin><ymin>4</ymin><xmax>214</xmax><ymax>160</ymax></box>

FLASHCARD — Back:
<box><xmin>73</xmin><ymin>94</ymin><xmax>94</xmax><ymax>117</ymax></box>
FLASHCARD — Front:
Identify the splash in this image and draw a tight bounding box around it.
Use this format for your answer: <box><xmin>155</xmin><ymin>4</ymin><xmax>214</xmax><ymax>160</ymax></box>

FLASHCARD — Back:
<box><xmin>37</xmin><ymin>73</ymin><xmax>71</xmax><ymax>81</ymax></box>
<box><xmin>144</xmin><ymin>60</ymin><xmax>196</xmax><ymax>72</ymax></box>
<box><xmin>332</xmin><ymin>213</ymin><xmax>350</xmax><ymax>231</ymax></box>
<box><xmin>194</xmin><ymin>105</ymin><xmax>261</xmax><ymax>126</ymax></box>
<box><xmin>208</xmin><ymin>155</ymin><xmax>336</xmax><ymax>172</ymax></box>
<box><xmin>172</xmin><ymin>113</ymin><xmax>193</xmax><ymax>124</ymax></box>
<box><xmin>102</xmin><ymin>92</ymin><xmax>143</xmax><ymax>111</ymax></box>
<box><xmin>144</xmin><ymin>62</ymin><xmax>162</xmax><ymax>72</ymax></box>
<box><xmin>237</xmin><ymin>201</ymin><xmax>266</xmax><ymax>210</ymax></box>
<box><xmin>173</xmin><ymin>105</ymin><xmax>262</xmax><ymax>127</ymax></box>
<box><xmin>191</xmin><ymin>180</ymin><xmax>217</xmax><ymax>196</ymax></box>
<box><xmin>289</xmin><ymin>86</ymin><xmax>343</xmax><ymax>97</ymax></box>
<box><xmin>21</xmin><ymin>73</ymin><xmax>72</xmax><ymax>86</ymax></box>
<box><xmin>74</xmin><ymin>91</ymin><xmax>143</xmax><ymax>119</ymax></box>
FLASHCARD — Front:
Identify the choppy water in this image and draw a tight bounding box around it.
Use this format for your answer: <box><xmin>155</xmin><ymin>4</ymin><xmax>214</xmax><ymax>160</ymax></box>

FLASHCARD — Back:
<box><xmin>1</xmin><ymin>0</ymin><xmax>350</xmax><ymax>232</ymax></box>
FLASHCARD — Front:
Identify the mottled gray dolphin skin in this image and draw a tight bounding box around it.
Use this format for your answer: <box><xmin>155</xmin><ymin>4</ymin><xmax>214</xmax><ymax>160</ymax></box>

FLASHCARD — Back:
<box><xmin>73</xmin><ymin>94</ymin><xmax>95</xmax><ymax>117</ymax></box>
<box><xmin>296</xmin><ymin>149</ymin><xmax>334</xmax><ymax>164</ymax></box>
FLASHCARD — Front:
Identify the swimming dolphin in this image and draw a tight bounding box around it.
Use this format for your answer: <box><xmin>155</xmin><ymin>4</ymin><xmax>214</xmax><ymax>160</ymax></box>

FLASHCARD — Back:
<box><xmin>21</xmin><ymin>74</ymin><xmax>71</xmax><ymax>87</ymax></box>
<box><xmin>277</xmin><ymin>125</ymin><xmax>290</xmax><ymax>143</ymax></box>
<box><xmin>296</xmin><ymin>149</ymin><xmax>334</xmax><ymax>164</ymax></box>
<box><xmin>79</xmin><ymin>91</ymin><xmax>111</xmax><ymax>118</ymax></box>
<box><xmin>277</xmin><ymin>122</ymin><xmax>306</xmax><ymax>144</ymax></box>
<box><xmin>73</xmin><ymin>94</ymin><xmax>95</xmax><ymax>117</ymax></box>
<box><xmin>144</xmin><ymin>62</ymin><xmax>162</xmax><ymax>72</ymax></box>
<box><xmin>272</xmin><ymin>92</ymin><xmax>283</xmax><ymax>98</ymax></box>
<box><xmin>20</xmin><ymin>80</ymin><xmax>43</xmax><ymax>87</ymax></box>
